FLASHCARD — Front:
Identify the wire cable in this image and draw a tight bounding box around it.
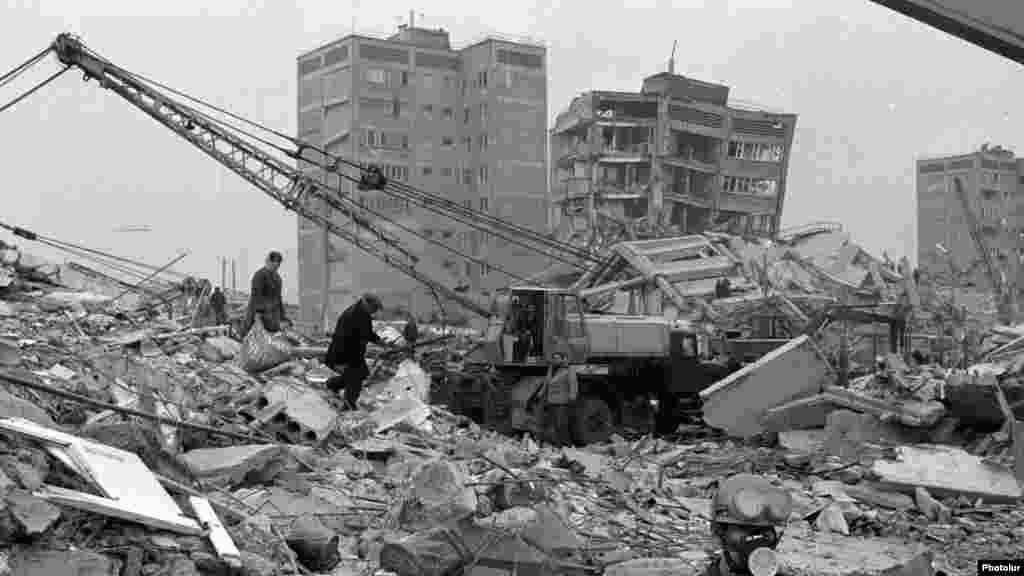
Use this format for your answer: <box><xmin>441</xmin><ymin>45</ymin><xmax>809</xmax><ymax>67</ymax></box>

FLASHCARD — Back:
<box><xmin>0</xmin><ymin>46</ymin><xmax>52</xmax><ymax>90</ymax></box>
<box><xmin>106</xmin><ymin>56</ymin><xmax>594</xmax><ymax>262</ymax></box>
<box><xmin>0</xmin><ymin>65</ymin><xmax>69</xmax><ymax>115</ymax></box>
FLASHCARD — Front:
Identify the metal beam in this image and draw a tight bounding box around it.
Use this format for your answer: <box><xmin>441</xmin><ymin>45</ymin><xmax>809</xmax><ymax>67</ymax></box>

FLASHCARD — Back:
<box><xmin>868</xmin><ymin>0</ymin><xmax>1024</xmax><ymax>65</ymax></box>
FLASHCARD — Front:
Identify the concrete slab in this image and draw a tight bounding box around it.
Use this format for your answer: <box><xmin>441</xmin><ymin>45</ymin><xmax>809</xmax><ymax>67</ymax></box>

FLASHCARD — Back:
<box><xmin>8</xmin><ymin>548</ymin><xmax>119</xmax><ymax>576</ymax></box>
<box><xmin>179</xmin><ymin>444</ymin><xmax>285</xmax><ymax>484</ymax></box>
<box><xmin>778</xmin><ymin>526</ymin><xmax>934</xmax><ymax>576</ymax></box>
<box><xmin>873</xmin><ymin>444</ymin><xmax>1022</xmax><ymax>502</ymax></box>
<box><xmin>700</xmin><ymin>335</ymin><xmax>831</xmax><ymax>437</ymax></box>
<box><xmin>261</xmin><ymin>380</ymin><xmax>337</xmax><ymax>443</ymax></box>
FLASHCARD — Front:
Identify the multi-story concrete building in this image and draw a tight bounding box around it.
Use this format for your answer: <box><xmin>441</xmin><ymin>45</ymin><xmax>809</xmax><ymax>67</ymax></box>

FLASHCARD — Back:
<box><xmin>916</xmin><ymin>144</ymin><xmax>1024</xmax><ymax>289</ymax></box>
<box><xmin>550</xmin><ymin>72</ymin><xmax>797</xmax><ymax>243</ymax></box>
<box><xmin>295</xmin><ymin>24</ymin><xmax>548</xmax><ymax>329</ymax></box>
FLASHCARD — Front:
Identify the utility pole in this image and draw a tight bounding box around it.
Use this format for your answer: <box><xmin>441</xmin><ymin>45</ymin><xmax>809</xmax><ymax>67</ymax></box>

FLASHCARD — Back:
<box><xmin>231</xmin><ymin>259</ymin><xmax>237</xmax><ymax>292</ymax></box>
<box><xmin>220</xmin><ymin>257</ymin><xmax>226</xmax><ymax>289</ymax></box>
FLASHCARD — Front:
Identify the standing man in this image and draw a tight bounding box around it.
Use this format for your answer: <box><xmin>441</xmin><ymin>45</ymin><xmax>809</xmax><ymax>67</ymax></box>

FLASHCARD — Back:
<box><xmin>210</xmin><ymin>287</ymin><xmax>228</xmax><ymax>326</ymax></box>
<box><xmin>324</xmin><ymin>294</ymin><xmax>394</xmax><ymax>409</ymax></box>
<box><xmin>244</xmin><ymin>251</ymin><xmax>290</xmax><ymax>336</ymax></box>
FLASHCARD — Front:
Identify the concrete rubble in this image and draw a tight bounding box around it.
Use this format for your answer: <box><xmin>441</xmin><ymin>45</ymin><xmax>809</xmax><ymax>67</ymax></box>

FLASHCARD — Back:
<box><xmin>0</xmin><ymin>232</ymin><xmax>1018</xmax><ymax>576</ymax></box>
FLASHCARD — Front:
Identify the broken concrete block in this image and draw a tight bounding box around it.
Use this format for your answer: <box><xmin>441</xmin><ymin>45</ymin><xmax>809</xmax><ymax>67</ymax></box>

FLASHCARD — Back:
<box><xmin>824</xmin><ymin>410</ymin><xmax>882</xmax><ymax>461</ymax></box>
<box><xmin>0</xmin><ymin>339</ymin><xmax>20</xmax><ymax>366</ymax></box>
<box><xmin>6</xmin><ymin>490</ymin><xmax>61</xmax><ymax>536</ymax></box>
<box><xmin>873</xmin><ymin>444</ymin><xmax>1022</xmax><ymax>502</ymax></box>
<box><xmin>285</xmin><ymin>515</ymin><xmax>341</xmax><ymax>573</ymax></box>
<box><xmin>238</xmin><ymin>551</ymin><xmax>277</xmax><ymax>576</ymax></box>
<box><xmin>0</xmin><ymin>456</ymin><xmax>45</xmax><ymax>492</ymax></box>
<box><xmin>401</xmin><ymin>460</ymin><xmax>478</xmax><ymax>530</ymax></box>
<box><xmin>778</xmin><ymin>526</ymin><xmax>934</xmax><ymax>576</ymax></box>
<box><xmin>8</xmin><ymin>548</ymin><xmax>119</xmax><ymax>576</ymax></box>
<box><xmin>700</xmin><ymin>335</ymin><xmax>830</xmax><ymax>437</ymax></box>
<box><xmin>914</xmin><ymin>487</ymin><xmax>952</xmax><ymax>523</ymax></box>
<box><xmin>179</xmin><ymin>444</ymin><xmax>286</xmax><ymax>485</ymax></box>
<box><xmin>205</xmin><ymin>336</ymin><xmax>240</xmax><ymax>360</ymax></box>
<box><xmin>260</xmin><ymin>379</ymin><xmax>337</xmax><ymax>443</ymax></box>
<box><xmin>814</xmin><ymin>502</ymin><xmax>850</xmax><ymax>535</ymax></box>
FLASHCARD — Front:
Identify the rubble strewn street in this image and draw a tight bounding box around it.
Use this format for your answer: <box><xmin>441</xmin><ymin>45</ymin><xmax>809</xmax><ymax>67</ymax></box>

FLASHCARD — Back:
<box><xmin>0</xmin><ymin>226</ymin><xmax>1021</xmax><ymax>576</ymax></box>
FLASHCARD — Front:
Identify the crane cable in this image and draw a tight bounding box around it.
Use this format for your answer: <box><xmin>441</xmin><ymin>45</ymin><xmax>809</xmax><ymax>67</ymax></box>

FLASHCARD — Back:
<box><xmin>0</xmin><ymin>65</ymin><xmax>69</xmax><ymax>115</ymax></box>
<box><xmin>94</xmin><ymin>50</ymin><xmax>595</xmax><ymax>263</ymax></box>
<box><xmin>124</xmin><ymin>70</ymin><xmax>581</xmax><ymax>276</ymax></box>
<box><xmin>0</xmin><ymin>46</ymin><xmax>52</xmax><ymax>89</ymax></box>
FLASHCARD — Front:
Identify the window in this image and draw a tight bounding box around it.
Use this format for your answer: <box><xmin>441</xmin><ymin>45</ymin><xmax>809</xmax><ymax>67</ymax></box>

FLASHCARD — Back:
<box><xmin>421</xmin><ymin>72</ymin><xmax>434</xmax><ymax>90</ymax></box>
<box><xmin>422</xmin><ymin>104</ymin><xmax>433</xmax><ymax>118</ymax></box>
<box><xmin>480</xmin><ymin>103</ymin><xmax>488</xmax><ymax>123</ymax></box>
<box><xmin>391</xmin><ymin>100</ymin><xmax>401</xmax><ymax>119</ymax></box>
<box><xmin>442</xmin><ymin>167</ymin><xmax>453</xmax><ymax>177</ymax></box>
<box><xmin>465</xmin><ymin>261</ymin><xmax>472</xmax><ymax>277</ymax></box>
<box><xmin>479</xmin><ymin>197</ymin><xmax>489</xmax><ymax>211</ymax></box>
<box><xmin>365</xmin><ymin>69</ymin><xmax>387</xmax><ymax>85</ymax></box>
<box><xmin>442</xmin><ymin>107</ymin><xmax>453</xmax><ymax>120</ymax></box>
<box><xmin>463</xmin><ymin>107</ymin><xmax>470</xmax><ymax>124</ymax></box>
<box><xmin>421</xmin><ymin>166</ymin><xmax>433</xmax><ymax>176</ymax></box>
<box><xmin>464</xmin><ymin>136</ymin><xmax>472</xmax><ymax>152</ymax></box>
<box><xmin>441</xmin><ymin>136</ymin><xmax>454</xmax><ymax>148</ymax></box>
<box><xmin>479</xmin><ymin>165</ymin><xmax>489</xmax><ymax>184</ymax></box>
<box><xmin>463</xmin><ymin>169</ymin><xmax>473</xmax><ymax>185</ymax></box>
<box><xmin>480</xmin><ymin>133</ymin><xmax>489</xmax><ymax>151</ymax></box>
<box><xmin>463</xmin><ymin>200</ymin><xmax>472</xmax><ymax>209</ymax></box>
<box><xmin>443</xmin><ymin>75</ymin><xmax>453</xmax><ymax>89</ymax></box>
<box><xmin>363</xmin><ymin>128</ymin><xmax>378</xmax><ymax>146</ymax></box>
<box><xmin>400</xmin><ymin>71</ymin><xmax>409</xmax><ymax>86</ymax></box>
<box><xmin>480</xmin><ymin>262</ymin><xmax>489</xmax><ymax>278</ymax></box>
<box><xmin>502</xmin><ymin>68</ymin><xmax>513</xmax><ymax>88</ymax></box>
<box><xmin>478</xmin><ymin>70</ymin><xmax>488</xmax><ymax>88</ymax></box>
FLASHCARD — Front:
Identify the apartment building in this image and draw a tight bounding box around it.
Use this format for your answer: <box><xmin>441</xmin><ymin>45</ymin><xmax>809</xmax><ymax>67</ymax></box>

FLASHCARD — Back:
<box><xmin>916</xmin><ymin>144</ymin><xmax>1024</xmax><ymax>289</ymax></box>
<box><xmin>550</xmin><ymin>72</ymin><xmax>796</xmax><ymax>243</ymax></box>
<box><xmin>295</xmin><ymin>25</ymin><xmax>548</xmax><ymax>328</ymax></box>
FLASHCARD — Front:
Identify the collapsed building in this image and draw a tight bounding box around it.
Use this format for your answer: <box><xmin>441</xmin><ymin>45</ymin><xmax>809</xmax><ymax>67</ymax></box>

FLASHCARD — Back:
<box><xmin>550</xmin><ymin>70</ymin><xmax>797</xmax><ymax>253</ymax></box>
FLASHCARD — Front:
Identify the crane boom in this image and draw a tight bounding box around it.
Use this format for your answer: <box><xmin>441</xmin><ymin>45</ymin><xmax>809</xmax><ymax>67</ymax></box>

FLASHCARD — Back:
<box><xmin>50</xmin><ymin>33</ymin><xmax>493</xmax><ymax>318</ymax></box>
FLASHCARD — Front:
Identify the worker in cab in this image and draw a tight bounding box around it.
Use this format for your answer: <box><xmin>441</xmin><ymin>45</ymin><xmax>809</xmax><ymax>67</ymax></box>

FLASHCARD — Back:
<box><xmin>210</xmin><ymin>287</ymin><xmax>227</xmax><ymax>325</ymax></box>
<box><xmin>702</xmin><ymin>473</ymin><xmax>792</xmax><ymax>576</ymax></box>
<box><xmin>243</xmin><ymin>251</ymin><xmax>290</xmax><ymax>336</ymax></box>
<box><xmin>402</xmin><ymin>312</ymin><xmax>420</xmax><ymax>347</ymax></box>
<box><xmin>324</xmin><ymin>294</ymin><xmax>396</xmax><ymax>409</ymax></box>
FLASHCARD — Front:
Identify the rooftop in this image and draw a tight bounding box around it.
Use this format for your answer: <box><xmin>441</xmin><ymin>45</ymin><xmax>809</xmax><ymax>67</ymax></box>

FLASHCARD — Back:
<box><xmin>299</xmin><ymin>24</ymin><xmax>545</xmax><ymax>60</ymax></box>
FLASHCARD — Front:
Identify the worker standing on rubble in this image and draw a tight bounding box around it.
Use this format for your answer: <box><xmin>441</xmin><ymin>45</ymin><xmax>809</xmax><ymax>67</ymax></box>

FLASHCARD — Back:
<box><xmin>701</xmin><ymin>473</ymin><xmax>792</xmax><ymax>576</ymax></box>
<box><xmin>243</xmin><ymin>251</ymin><xmax>290</xmax><ymax>336</ymax></box>
<box><xmin>324</xmin><ymin>294</ymin><xmax>396</xmax><ymax>409</ymax></box>
<box><xmin>210</xmin><ymin>287</ymin><xmax>227</xmax><ymax>325</ymax></box>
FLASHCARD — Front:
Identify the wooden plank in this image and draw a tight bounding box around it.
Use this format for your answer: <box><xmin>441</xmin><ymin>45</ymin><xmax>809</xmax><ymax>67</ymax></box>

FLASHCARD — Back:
<box><xmin>190</xmin><ymin>497</ymin><xmax>241</xmax><ymax>567</ymax></box>
<box><xmin>38</xmin><ymin>485</ymin><xmax>201</xmax><ymax>534</ymax></box>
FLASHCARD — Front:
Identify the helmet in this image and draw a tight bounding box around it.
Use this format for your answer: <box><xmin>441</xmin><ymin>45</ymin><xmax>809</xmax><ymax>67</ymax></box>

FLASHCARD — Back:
<box><xmin>711</xmin><ymin>474</ymin><xmax>792</xmax><ymax>527</ymax></box>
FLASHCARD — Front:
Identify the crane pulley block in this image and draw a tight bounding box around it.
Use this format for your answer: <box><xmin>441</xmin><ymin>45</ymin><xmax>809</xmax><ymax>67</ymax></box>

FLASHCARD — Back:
<box><xmin>358</xmin><ymin>165</ymin><xmax>387</xmax><ymax>191</ymax></box>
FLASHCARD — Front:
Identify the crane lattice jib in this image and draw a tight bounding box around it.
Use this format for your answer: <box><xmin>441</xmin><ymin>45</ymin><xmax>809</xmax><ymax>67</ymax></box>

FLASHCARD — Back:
<box><xmin>50</xmin><ymin>33</ymin><xmax>492</xmax><ymax>318</ymax></box>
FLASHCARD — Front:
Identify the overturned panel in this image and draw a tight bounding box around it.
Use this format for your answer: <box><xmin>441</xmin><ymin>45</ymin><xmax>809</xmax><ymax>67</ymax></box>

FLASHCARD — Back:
<box><xmin>699</xmin><ymin>336</ymin><xmax>832</xmax><ymax>437</ymax></box>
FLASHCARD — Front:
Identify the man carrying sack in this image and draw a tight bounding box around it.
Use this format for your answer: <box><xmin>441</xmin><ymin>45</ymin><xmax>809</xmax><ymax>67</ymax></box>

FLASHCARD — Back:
<box><xmin>324</xmin><ymin>293</ymin><xmax>396</xmax><ymax>409</ymax></box>
<box><xmin>243</xmin><ymin>251</ymin><xmax>290</xmax><ymax>336</ymax></box>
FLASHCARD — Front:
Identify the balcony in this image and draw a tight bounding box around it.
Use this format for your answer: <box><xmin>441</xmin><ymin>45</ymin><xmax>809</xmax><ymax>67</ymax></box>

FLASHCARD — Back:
<box><xmin>664</xmin><ymin>152</ymin><xmax>717</xmax><ymax>174</ymax></box>
<box><xmin>598</xmin><ymin>142</ymin><xmax>651</xmax><ymax>160</ymax></box>
<box><xmin>718</xmin><ymin>192</ymin><xmax>778</xmax><ymax>214</ymax></box>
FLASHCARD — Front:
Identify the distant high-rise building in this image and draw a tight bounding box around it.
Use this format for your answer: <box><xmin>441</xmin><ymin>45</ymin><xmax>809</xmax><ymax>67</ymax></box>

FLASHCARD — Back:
<box><xmin>550</xmin><ymin>73</ymin><xmax>797</xmax><ymax>244</ymax></box>
<box><xmin>916</xmin><ymin>144</ymin><xmax>1024</xmax><ymax>289</ymax></box>
<box><xmin>295</xmin><ymin>25</ymin><xmax>548</xmax><ymax>328</ymax></box>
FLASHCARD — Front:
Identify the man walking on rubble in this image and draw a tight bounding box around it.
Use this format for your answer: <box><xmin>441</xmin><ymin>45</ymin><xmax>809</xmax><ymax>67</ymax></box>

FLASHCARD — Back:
<box><xmin>243</xmin><ymin>251</ymin><xmax>290</xmax><ymax>336</ymax></box>
<box><xmin>323</xmin><ymin>293</ymin><xmax>396</xmax><ymax>409</ymax></box>
<box><xmin>210</xmin><ymin>287</ymin><xmax>228</xmax><ymax>326</ymax></box>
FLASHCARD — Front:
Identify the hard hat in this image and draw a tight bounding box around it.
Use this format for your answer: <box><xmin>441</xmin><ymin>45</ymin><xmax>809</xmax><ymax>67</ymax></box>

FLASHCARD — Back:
<box><xmin>711</xmin><ymin>474</ymin><xmax>792</xmax><ymax>527</ymax></box>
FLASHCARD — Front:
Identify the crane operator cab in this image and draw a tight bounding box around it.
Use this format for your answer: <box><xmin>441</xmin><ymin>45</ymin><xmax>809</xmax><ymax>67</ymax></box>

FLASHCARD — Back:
<box><xmin>483</xmin><ymin>287</ymin><xmax>588</xmax><ymax>367</ymax></box>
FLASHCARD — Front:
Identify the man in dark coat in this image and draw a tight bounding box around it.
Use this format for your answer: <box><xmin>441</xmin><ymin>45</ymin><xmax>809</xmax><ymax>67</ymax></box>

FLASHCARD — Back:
<box><xmin>324</xmin><ymin>294</ymin><xmax>394</xmax><ymax>409</ymax></box>
<box><xmin>210</xmin><ymin>287</ymin><xmax>227</xmax><ymax>325</ymax></box>
<box><xmin>243</xmin><ymin>251</ymin><xmax>289</xmax><ymax>336</ymax></box>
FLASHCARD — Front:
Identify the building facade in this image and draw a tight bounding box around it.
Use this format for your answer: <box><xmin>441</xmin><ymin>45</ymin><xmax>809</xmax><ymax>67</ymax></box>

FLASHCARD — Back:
<box><xmin>550</xmin><ymin>73</ymin><xmax>796</xmax><ymax>244</ymax></box>
<box><xmin>295</xmin><ymin>25</ymin><xmax>548</xmax><ymax>329</ymax></box>
<box><xmin>916</xmin><ymin>144</ymin><xmax>1024</xmax><ymax>289</ymax></box>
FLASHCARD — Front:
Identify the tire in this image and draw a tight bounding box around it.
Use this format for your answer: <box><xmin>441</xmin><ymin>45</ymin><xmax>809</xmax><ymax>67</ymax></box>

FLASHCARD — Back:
<box><xmin>572</xmin><ymin>396</ymin><xmax>614</xmax><ymax>445</ymax></box>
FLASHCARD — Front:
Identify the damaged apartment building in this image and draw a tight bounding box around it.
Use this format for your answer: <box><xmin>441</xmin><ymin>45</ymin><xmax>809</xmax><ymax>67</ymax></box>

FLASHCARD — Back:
<box><xmin>295</xmin><ymin>23</ymin><xmax>548</xmax><ymax>328</ymax></box>
<box><xmin>550</xmin><ymin>71</ymin><xmax>797</xmax><ymax>247</ymax></box>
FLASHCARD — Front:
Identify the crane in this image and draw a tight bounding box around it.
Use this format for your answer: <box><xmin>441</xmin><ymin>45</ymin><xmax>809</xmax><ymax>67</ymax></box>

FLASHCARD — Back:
<box><xmin>14</xmin><ymin>33</ymin><xmax>603</xmax><ymax>321</ymax></box>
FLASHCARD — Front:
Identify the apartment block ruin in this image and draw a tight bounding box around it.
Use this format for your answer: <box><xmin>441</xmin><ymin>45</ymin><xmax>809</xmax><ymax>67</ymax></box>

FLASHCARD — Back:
<box><xmin>295</xmin><ymin>24</ymin><xmax>548</xmax><ymax>328</ymax></box>
<box><xmin>550</xmin><ymin>72</ymin><xmax>797</xmax><ymax>247</ymax></box>
<box><xmin>917</xmin><ymin>144</ymin><xmax>1024</xmax><ymax>289</ymax></box>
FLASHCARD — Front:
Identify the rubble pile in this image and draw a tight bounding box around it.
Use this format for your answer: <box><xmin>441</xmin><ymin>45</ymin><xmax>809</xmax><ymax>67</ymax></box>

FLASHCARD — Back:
<box><xmin>0</xmin><ymin>234</ymin><xmax>1020</xmax><ymax>576</ymax></box>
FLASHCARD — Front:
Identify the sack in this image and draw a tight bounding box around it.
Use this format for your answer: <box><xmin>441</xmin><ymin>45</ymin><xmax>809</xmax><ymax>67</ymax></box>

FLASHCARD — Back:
<box><xmin>238</xmin><ymin>315</ymin><xmax>293</xmax><ymax>373</ymax></box>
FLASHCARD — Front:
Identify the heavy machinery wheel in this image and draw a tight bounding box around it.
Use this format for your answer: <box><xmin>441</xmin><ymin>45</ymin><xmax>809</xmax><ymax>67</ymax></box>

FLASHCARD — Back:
<box><xmin>572</xmin><ymin>396</ymin><xmax>614</xmax><ymax>445</ymax></box>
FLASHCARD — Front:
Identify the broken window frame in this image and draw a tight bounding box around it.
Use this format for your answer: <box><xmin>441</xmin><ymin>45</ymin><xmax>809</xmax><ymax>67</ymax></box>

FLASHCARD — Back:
<box><xmin>365</xmin><ymin>68</ymin><xmax>387</xmax><ymax>86</ymax></box>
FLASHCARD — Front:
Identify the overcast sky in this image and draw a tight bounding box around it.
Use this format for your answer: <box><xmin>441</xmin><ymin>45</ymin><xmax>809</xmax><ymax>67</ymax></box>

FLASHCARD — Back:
<box><xmin>2</xmin><ymin>0</ymin><xmax>1022</xmax><ymax>303</ymax></box>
